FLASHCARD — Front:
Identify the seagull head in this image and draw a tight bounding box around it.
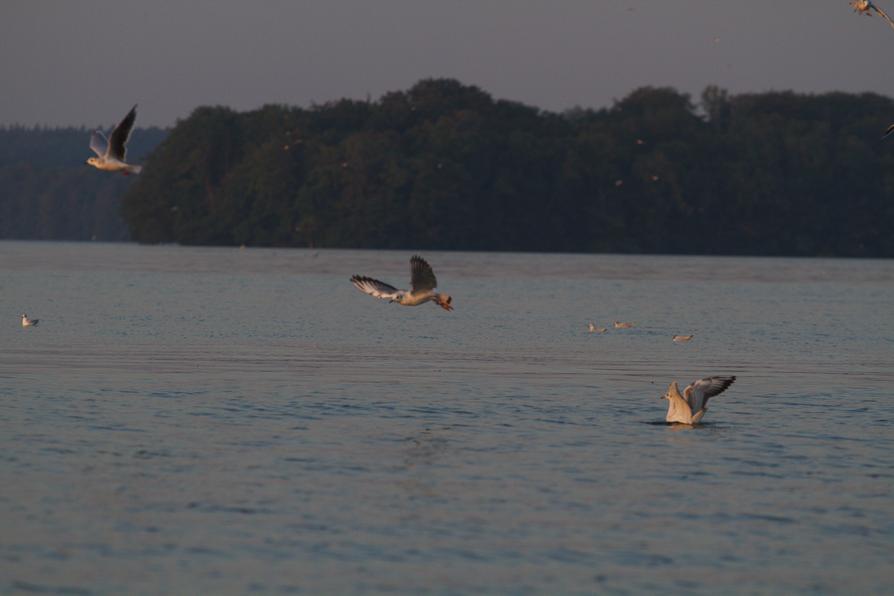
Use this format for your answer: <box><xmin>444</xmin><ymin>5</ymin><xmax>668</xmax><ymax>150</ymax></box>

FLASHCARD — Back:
<box><xmin>661</xmin><ymin>381</ymin><xmax>681</xmax><ymax>400</ymax></box>
<box><xmin>436</xmin><ymin>294</ymin><xmax>453</xmax><ymax>311</ymax></box>
<box><xmin>86</xmin><ymin>157</ymin><xmax>98</xmax><ymax>167</ymax></box>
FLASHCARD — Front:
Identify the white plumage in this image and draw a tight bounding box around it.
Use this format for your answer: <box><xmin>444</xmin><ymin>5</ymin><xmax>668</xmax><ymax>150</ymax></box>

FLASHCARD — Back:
<box><xmin>86</xmin><ymin>105</ymin><xmax>143</xmax><ymax>175</ymax></box>
<box><xmin>662</xmin><ymin>376</ymin><xmax>736</xmax><ymax>424</ymax></box>
<box><xmin>351</xmin><ymin>255</ymin><xmax>453</xmax><ymax>311</ymax></box>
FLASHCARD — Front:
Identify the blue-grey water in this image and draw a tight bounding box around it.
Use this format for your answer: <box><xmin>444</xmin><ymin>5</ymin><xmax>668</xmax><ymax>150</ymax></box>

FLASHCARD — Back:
<box><xmin>1</xmin><ymin>241</ymin><xmax>892</xmax><ymax>594</ymax></box>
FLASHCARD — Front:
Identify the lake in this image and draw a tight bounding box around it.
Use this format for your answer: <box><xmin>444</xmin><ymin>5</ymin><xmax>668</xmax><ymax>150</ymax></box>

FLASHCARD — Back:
<box><xmin>1</xmin><ymin>241</ymin><xmax>892</xmax><ymax>594</ymax></box>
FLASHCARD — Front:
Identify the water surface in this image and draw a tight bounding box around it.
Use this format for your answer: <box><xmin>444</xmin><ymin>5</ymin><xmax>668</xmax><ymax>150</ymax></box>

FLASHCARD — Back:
<box><xmin>1</xmin><ymin>242</ymin><xmax>892</xmax><ymax>594</ymax></box>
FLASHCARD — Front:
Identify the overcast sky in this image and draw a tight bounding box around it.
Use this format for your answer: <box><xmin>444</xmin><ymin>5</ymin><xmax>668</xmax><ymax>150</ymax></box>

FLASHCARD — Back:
<box><xmin>2</xmin><ymin>1</ymin><xmax>892</xmax><ymax>128</ymax></box>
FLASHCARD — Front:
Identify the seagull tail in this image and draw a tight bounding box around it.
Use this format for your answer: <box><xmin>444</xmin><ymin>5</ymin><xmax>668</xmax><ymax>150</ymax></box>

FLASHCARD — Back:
<box><xmin>127</xmin><ymin>164</ymin><xmax>143</xmax><ymax>175</ymax></box>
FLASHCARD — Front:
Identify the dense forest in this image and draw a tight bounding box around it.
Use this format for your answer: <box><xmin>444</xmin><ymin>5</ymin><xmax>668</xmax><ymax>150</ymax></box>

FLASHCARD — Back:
<box><xmin>6</xmin><ymin>79</ymin><xmax>894</xmax><ymax>256</ymax></box>
<box><xmin>0</xmin><ymin>126</ymin><xmax>165</xmax><ymax>241</ymax></box>
<box><xmin>122</xmin><ymin>79</ymin><xmax>894</xmax><ymax>257</ymax></box>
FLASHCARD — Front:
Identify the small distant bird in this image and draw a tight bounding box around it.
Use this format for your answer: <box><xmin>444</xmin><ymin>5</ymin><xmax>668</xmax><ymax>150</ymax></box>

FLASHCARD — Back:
<box><xmin>21</xmin><ymin>313</ymin><xmax>39</xmax><ymax>327</ymax></box>
<box><xmin>351</xmin><ymin>255</ymin><xmax>453</xmax><ymax>311</ymax></box>
<box><xmin>883</xmin><ymin>124</ymin><xmax>894</xmax><ymax>139</ymax></box>
<box><xmin>614</xmin><ymin>179</ymin><xmax>624</xmax><ymax>187</ymax></box>
<box><xmin>86</xmin><ymin>105</ymin><xmax>142</xmax><ymax>175</ymax></box>
<box><xmin>613</xmin><ymin>321</ymin><xmax>634</xmax><ymax>329</ymax></box>
<box><xmin>662</xmin><ymin>376</ymin><xmax>736</xmax><ymax>424</ymax></box>
<box><xmin>650</xmin><ymin>175</ymin><xmax>660</xmax><ymax>182</ymax></box>
<box><xmin>850</xmin><ymin>0</ymin><xmax>894</xmax><ymax>31</ymax></box>
<box><xmin>672</xmin><ymin>334</ymin><xmax>694</xmax><ymax>343</ymax></box>
<box><xmin>852</xmin><ymin>0</ymin><xmax>873</xmax><ymax>14</ymax></box>
<box><xmin>588</xmin><ymin>322</ymin><xmax>607</xmax><ymax>334</ymax></box>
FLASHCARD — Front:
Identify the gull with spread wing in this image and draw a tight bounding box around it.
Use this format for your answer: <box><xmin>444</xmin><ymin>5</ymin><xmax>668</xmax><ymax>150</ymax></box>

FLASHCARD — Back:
<box><xmin>86</xmin><ymin>105</ymin><xmax>143</xmax><ymax>175</ymax></box>
<box><xmin>351</xmin><ymin>255</ymin><xmax>453</xmax><ymax>311</ymax></box>
<box><xmin>661</xmin><ymin>375</ymin><xmax>736</xmax><ymax>424</ymax></box>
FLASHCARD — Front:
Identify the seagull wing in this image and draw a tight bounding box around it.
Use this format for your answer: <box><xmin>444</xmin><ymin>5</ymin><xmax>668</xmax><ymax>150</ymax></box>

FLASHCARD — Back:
<box><xmin>884</xmin><ymin>124</ymin><xmax>894</xmax><ymax>139</ymax></box>
<box><xmin>410</xmin><ymin>255</ymin><xmax>437</xmax><ymax>292</ymax></box>
<box><xmin>351</xmin><ymin>275</ymin><xmax>402</xmax><ymax>301</ymax></box>
<box><xmin>684</xmin><ymin>376</ymin><xmax>736</xmax><ymax>413</ymax></box>
<box><xmin>872</xmin><ymin>3</ymin><xmax>894</xmax><ymax>31</ymax></box>
<box><xmin>107</xmin><ymin>105</ymin><xmax>138</xmax><ymax>160</ymax></box>
<box><xmin>89</xmin><ymin>130</ymin><xmax>109</xmax><ymax>157</ymax></box>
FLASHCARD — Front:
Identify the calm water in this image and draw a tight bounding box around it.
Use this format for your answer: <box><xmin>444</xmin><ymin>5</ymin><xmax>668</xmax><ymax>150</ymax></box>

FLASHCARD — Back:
<box><xmin>1</xmin><ymin>241</ymin><xmax>892</xmax><ymax>595</ymax></box>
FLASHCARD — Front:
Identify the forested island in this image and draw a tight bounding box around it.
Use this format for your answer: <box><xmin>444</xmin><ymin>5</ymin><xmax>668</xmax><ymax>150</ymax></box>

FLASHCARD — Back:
<box><xmin>5</xmin><ymin>79</ymin><xmax>894</xmax><ymax>256</ymax></box>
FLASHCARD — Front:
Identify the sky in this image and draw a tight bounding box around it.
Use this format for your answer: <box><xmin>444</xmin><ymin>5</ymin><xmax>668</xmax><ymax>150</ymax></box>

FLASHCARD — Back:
<box><xmin>2</xmin><ymin>1</ymin><xmax>893</xmax><ymax>128</ymax></box>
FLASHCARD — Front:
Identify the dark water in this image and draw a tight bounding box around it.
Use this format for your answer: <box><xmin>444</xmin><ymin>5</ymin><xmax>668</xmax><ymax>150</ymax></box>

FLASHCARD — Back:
<box><xmin>1</xmin><ymin>242</ymin><xmax>892</xmax><ymax>594</ymax></box>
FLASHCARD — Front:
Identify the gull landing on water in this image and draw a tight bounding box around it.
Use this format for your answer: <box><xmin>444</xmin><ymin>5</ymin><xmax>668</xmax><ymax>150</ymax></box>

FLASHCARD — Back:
<box><xmin>662</xmin><ymin>376</ymin><xmax>736</xmax><ymax>424</ymax></box>
<box><xmin>673</xmin><ymin>334</ymin><xmax>694</xmax><ymax>343</ymax></box>
<box><xmin>21</xmin><ymin>313</ymin><xmax>39</xmax><ymax>327</ymax></box>
<box><xmin>351</xmin><ymin>255</ymin><xmax>453</xmax><ymax>311</ymax></box>
<box><xmin>86</xmin><ymin>105</ymin><xmax>142</xmax><ymax>175</ymax></box>
<box><xmin>613</xmin><ymin>321</ymin><xmax>634</xmax><ymax>329</ymax></box>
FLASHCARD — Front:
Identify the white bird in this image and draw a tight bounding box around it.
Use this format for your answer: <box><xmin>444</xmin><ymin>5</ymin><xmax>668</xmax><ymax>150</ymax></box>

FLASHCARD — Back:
<box><xmin>21</xmin><ymin>313</ymin><xmax>39</xmax><ymax>327</ymax></box>
<box><xmin>614</xmin><ymin>321</ymin><xmax>634</xmax><ymax>329</ymax></box>
<box><xmin>672</xmin><ymin>334</ymin><xmax>694</xmax><ymax>343</ymax></box>
<box><xmin>86</xmin><ymin>105</ymin><xmax>143</xmax><ymax>175</ymax></box>
<box><xmin>661</xmin><ymin>376</ymin><xmax>736</xmax><ymax>424</ymax></box>
<box><xmin>351</xmin><ymin>255</ymin><xmax>453</xmax><ymax>311</ymax></box>
<box><xmin>850</xmin><ymin>0</ymin><xmax>894</xmax><ymax>31</ymax></box>
<box><xmin>588</xmin><ymin>322</ymin><xmax>607</xmax><ymax>334</ymax></box>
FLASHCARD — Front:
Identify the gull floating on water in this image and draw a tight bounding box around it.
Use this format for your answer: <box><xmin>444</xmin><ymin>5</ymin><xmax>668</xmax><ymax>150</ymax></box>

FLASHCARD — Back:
<box><xmin>662</xmin><ymin>376</ymin><xmax>736</xmax><ymax>424</ymax></box>
<box><xmin>21</xmin><ymin>313</ymin><xmax>39</xmax><ymax>327</ymax></box>
<box><xmin>672</xmin><ymin>334</ymin><xmax>694</xmax><ymax>343</ymax></box>
<box><xmin>86</xmin><ymin>105</ymin><xmax>143</xmax><ymax>175</ymax></box>
<box><xmin>613</xmin><ymin>321</ymin><xmax>634</xmax><ymax>329</ymax></box>
<box><xmin>588</xmin><ymin>322</ymin><xmax>607</xmax><ymax>334</ymax></box>
<box><xmin>351</xmin><ymin>255</ymin><xmax>453</xmax><ymax>311</ymax></box>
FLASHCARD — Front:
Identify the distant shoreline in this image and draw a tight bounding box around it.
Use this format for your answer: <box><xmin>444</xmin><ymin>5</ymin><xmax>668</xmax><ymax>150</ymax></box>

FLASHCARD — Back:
<box><xmin>4</xmin><ymin>79</ymin><xmax>894</xmax><ymax>258</ymax></box>
<box><xmin>3</xmin><ymin>238</ymin><xmax>892</xmax><ymax>263</ymax></box>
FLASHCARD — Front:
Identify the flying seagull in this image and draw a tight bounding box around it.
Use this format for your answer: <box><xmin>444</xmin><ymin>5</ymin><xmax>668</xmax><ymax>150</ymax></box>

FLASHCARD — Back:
<box><xmin>884</xmin><ymin>124</ymin><xmax>894</xmax><ymax>139</ymax></box>
<box><xmin>661</xmin><ymin>375</ymin><xmax>736</xmax><ymax>424</ymax></box>
<box><xmin>850</xmin><ymin>0</ymin><xmax>894</xmax><ymax>31</ymax></box>
<box><xmin>672</xmin><ymin>334</ymin><xmax>694</xmax><ymax>343</ymax></box>
<box><xmin>21</xmin><ymin>313</ymin><xmax>39</xmax><ymax>327</ymax></box>
<box><xmin>86</xmin><ymin>105</ymin><xmax>143</xmax><ymax>175</ymax></box>
<box><xmin>351</xmin><ymin>255</ymin><xmax>453</xmax><ymax>311</ymax></box>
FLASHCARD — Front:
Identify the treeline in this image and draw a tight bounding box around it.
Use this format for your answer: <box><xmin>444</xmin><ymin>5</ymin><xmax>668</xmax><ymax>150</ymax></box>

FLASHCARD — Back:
<box><xmin>122</xmin><ymin>79</ymin><xmax>894</xmax><ymax>256</ymax></box>
<box><xmin>0</xmin><ymin>126</ymin><xmax>166</xmax><ymax>241</ymax></box>
<box><xmin>10</xmin><ymin>79</ymin><xmax>894</xmax><ymax>256</ymax></box>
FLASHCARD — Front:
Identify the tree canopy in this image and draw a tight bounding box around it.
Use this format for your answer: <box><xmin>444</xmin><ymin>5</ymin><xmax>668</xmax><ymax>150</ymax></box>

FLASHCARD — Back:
<box><xmin>7</xmin><ymin>79</ymin><xmax>894</xmax><ymax>257</ymax></box>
